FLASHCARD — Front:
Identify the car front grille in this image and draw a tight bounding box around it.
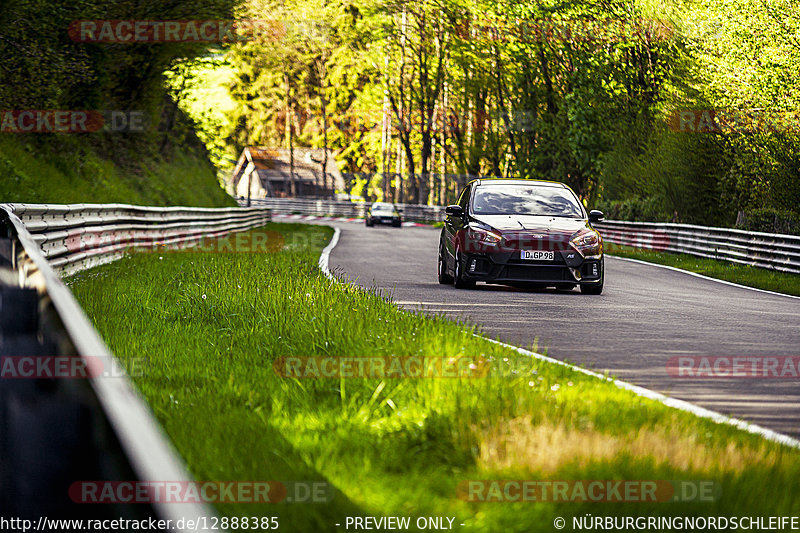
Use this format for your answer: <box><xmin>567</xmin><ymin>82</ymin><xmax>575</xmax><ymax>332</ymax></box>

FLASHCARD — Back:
<box><xmin>502</xmin><ymin>265</ymin><xmax>569</xmax><ymax>281</ymax></box>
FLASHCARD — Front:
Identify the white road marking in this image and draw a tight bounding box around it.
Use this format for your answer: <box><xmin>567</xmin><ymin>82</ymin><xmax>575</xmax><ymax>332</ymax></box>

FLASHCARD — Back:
<box><xmin>609</xmin><ymin>255</ymin><xmax>800</xmax><ymax>300</ymax></box>
<box><xmin>318</xmin><ymin>227</ymin><xmax>341</xmax><ymax>281</ymax></box>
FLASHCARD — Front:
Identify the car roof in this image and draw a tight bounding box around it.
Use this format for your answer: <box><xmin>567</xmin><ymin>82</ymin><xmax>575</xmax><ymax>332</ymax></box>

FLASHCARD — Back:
<box><xmin>469</xmin><ymin>178</ymin><xmax>567</xmax><ymax>188</ymax></box>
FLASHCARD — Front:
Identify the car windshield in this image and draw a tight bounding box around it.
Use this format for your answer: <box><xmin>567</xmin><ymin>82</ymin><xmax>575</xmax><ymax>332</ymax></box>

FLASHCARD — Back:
<box><xmin>372</xmin><ymin>204</ymin><xmax>395</xmax><ymax>213</ymax></box>
<box><xmin>471</xmin><ymin>185</ymin><xmax>584</xmax><ymax>218</ymax></box>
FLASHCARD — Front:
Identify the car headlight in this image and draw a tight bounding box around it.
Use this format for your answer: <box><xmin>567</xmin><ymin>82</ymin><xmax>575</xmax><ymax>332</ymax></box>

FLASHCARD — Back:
<box><xmin>569</xmin><ymin>229</ymin><xmax>601</xmax><ymax>256</ymax></box>
<box><xmin>465</xmin><ymin>225</ymin><xmax>501</xmax><ymax>252</ymax></box>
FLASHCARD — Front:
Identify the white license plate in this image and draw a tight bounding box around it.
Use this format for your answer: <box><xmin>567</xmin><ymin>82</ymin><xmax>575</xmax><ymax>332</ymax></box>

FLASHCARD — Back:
<box><xmin>520</xmin><ymin>250</ymin><xmax>554</xmax><ymax>261</ymax></box>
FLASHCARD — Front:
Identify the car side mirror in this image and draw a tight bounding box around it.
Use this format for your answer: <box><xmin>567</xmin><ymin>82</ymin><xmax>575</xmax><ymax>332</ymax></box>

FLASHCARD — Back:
<box><xmin>588</xmin><ymin>210</ymin><xmax>604</xmax><ymax>223</ymax></box>
<box><xmin>445</xmin><ymin>205</ymin><xmax>463</xmax><ymax>217</ymax></box>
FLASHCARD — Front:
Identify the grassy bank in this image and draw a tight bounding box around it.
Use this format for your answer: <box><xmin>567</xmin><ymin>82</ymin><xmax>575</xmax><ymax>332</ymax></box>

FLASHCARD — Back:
<box><xmin>0</xmin><ymin>135</ymin><xmax>234</xmax><ymax>207</ymax></box>
<box><xmin>67</xmin><ymin>224</ymin><xmax>800</xmax><ymax>531</ymax></box>
<box><xmin>607</xmin><ymin>244</ymin><xmax>800</xmax><ymax>297</ymax></box>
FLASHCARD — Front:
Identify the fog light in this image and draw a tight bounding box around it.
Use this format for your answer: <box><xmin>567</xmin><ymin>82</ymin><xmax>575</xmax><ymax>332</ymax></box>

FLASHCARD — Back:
<box><xmin>592</xmin><ymin>263</ymin><xmax>598</xmax><ymax>277</ymax></box>
<box><xmin>469</xmin><ymin>259</ymin><xmax>477</xmax><ymax>272</ymax></box>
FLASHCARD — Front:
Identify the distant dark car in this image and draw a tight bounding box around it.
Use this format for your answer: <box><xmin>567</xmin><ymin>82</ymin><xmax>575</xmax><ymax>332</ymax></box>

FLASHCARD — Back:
<box><xmin>366</xmin><ymin>202</ymin><xmax>402</xmax><ymax>227</ymax></box>
<box><xmin>438</xmin><ymin>178</ymin><xmax>605</xmax><ymax>294</ymax></box>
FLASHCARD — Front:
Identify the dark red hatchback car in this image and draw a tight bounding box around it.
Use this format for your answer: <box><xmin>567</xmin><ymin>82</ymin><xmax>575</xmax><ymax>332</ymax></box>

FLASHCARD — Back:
<box><xmin>438</xmin><ymin>178</ymin><xmax>605</xmax><ymax>294</ymax></box>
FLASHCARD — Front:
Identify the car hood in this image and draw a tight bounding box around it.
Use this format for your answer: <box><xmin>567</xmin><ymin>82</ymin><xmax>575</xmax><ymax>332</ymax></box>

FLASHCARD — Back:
<box><xmin>471</xmin><ymin>214</ymin><xmax>588</xmax><ymax>236</ymax></box>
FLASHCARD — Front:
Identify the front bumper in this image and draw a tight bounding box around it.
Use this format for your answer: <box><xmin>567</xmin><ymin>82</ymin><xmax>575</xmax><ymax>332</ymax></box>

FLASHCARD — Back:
<box><xmin>460</xmin><ymin>250</ymin><xmax>602</xmax><ymax>285</ymax></box>
<box><xmin>370</xmin><ymin>216</ymin><xmax>401</xmax><ymax>225</ymax></box>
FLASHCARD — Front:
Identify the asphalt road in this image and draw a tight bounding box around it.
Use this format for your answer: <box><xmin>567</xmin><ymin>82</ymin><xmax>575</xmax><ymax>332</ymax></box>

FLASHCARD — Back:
<box><xmin>313</xmin><ymin>218</ymin><xmax>800</xmax><ymax>438</ymax></box>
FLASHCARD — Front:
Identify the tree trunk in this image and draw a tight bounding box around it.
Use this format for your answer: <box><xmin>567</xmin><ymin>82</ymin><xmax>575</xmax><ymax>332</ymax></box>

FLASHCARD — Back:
<box><xmin>321</xmin><ymin>101</ymin><xmax>329</xmax><ymax>198</ymax></box>
<box><xmin>395</xmin><ymin>133</ymin><xmax>404</xmax><ymax>204</ymax></box>
<box><xmin>381</xmin><ymin>90</ymin><xmax>391</xmax><ymax>200</ymax></box>
<box><xmin>160</xmin><ymin>68</ymin><xmax>186</xmax><ymax>154</ymax></box>
<box><xmin>317</xmin><ymin>58</ymin><xmax>331</xmax><ymax>198</ymax></box>
<box><xmin>284</xmin><ymin>70</ymin><xmax>296</xmax><ymax>197</ymax></box>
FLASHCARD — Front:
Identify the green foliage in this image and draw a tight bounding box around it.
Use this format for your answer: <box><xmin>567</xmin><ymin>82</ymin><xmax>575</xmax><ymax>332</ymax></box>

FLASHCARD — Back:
<box><xmin>593</xmin><ymin>197</ymin><xmax>671</xmax><ymax>223</ymax></box>
<box><xmin>221</xmin><ymin>0</ymin><xmax>800</xmax><ymax>223</ymax></box>
<box><xmin>597</xmin><ymin>127</ymin><xmax>737</xmax><ymax>225</ymax></box>
<box><xmin>0</xmin><ymin>0</ymin><xmax>239</xmax><ymax>206</ymax></box>
<box><xmin>0</xmin><ymin>132</ymin><xmax>234</xmax><ymax>207</ymax></box>
<box><xmin>164</xmin><ymin>54</ymin><xmax>240</xmax><ymax>170</ymax></box>
<box><xmin>0</xmin><ymin>0</ymin><xmax>237</xmax><ymax>112</ymax></box>
<box><xmin>10</xmin><ymin>0</ymin><xmax>797</xmax><ymax>218</ymax></box>
<box><xmin>737</xmin><ymin>208</ymin><xmax>800</xmax><ymax>236</ymax></box>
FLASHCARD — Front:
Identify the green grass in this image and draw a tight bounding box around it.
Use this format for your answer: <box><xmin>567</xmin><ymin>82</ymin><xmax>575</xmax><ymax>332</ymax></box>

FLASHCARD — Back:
<box><xmin>67</xmin><ymin>223</ymin><xmax>800</xmax><ymax>531</ymax></box>
<box><xmin>0</xmin><ymin>135</ymin><xmax>234</xmax><ymax>207</ymax></box>
<box><xmin>607</xmin><ymin>244</ymin><xmax>800</xmax><ymax>297</ymax></box>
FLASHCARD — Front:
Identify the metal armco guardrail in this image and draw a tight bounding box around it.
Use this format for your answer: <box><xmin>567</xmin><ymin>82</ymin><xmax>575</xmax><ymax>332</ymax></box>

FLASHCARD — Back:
<box><xmin>594</xmin><ymin>220</ymin><xmax>800</xmax><ymax>274</ymax></box>
<box><xmin>9</xmin><ymin>203</ymin><xmax>271</xmax><ymax>277</ymax></box>
<box><xmin>244</xmin><ymin>197</ymin><xmax>800</xmax><ymax>274</ymax></box>
<box><xmin>240</xmin><ymin>197</ymin><xmax>446</xmax><ymax>223</ymax></box>
<box><xmin>1</xmin><ymin>202</ymin><xmax>270</xmax><ymax>528</ymax></box>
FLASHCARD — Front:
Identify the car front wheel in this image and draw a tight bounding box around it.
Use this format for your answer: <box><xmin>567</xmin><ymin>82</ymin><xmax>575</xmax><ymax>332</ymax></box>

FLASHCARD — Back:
<box><xmin>453</xmin><ymin>248</ymin><xmax>475</xmax><ymax>289</ymax></box>
<box><xmin>438</xmin><ymin>243</ymin><xmax>453</xmax><ymax>284</ymax></box>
